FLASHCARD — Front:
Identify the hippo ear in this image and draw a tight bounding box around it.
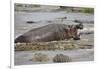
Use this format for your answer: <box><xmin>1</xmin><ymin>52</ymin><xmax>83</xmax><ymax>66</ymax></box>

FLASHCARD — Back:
<box><xmin>75</xmin><ymin>25</ymin><xmax>79</xmax><ymax>29</ymax></box>
<box><xmin>79</xmin><ymin>23</ymin><xmax>83</xmax><ymax>29</ymax></box>
<box><xmin>76</xmin><ymin>23</ymin><xmax>83</xmax><ymax>29</ymax></box>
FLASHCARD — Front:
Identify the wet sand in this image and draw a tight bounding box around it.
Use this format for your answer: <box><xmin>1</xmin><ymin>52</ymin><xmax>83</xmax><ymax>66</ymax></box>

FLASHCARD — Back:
<box><xmin>15</xmin><ymin>49</ymin><xmax>94</xmax><ymax>65</ymax></box>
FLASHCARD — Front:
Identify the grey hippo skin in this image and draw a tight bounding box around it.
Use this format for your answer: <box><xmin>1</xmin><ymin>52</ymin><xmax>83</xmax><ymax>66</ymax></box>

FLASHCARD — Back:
<box><xmin>15</xmin><ymin>23</ymin><xmax>83</xmax><ymax>43</ymax></box>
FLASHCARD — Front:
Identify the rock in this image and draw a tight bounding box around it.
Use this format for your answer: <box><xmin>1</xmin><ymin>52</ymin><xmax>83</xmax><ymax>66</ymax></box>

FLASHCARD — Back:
<box><xmin>26</xmin><ymin>21</ymin><xmax>36</xmax><ymax>24</ymax></box>
<box><xmin>31</xmin><ymin>53</ymin><xmax>49</xmax><ymax>62</ymax></box>
<box><xmin>53</xmin><ymin>54</ymin><xmax>72</xmax><ymax>63</ymax></box>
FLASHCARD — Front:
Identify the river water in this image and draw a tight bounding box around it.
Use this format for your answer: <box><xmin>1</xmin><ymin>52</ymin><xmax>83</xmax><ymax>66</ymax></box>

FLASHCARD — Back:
<box><xmin>15</xmin><ymin>11</ymin><xmax>94</xmax><ymax>38</ymax></box>
<box><xmin>14</xmin><ymin>11</ymin><xmax>94</xmax><ymax>65</ymax></box>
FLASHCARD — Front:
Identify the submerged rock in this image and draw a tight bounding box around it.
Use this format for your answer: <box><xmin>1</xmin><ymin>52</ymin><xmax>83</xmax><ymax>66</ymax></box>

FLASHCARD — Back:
<box><xmin>31</xmin><ymin>53</ymin><xmax>49</xmax><ymax>62</ymax></box>
<box><xmin>53</xmin><ymin>54</ymin><xmax>72</xmax><ymax>62</ymax></box>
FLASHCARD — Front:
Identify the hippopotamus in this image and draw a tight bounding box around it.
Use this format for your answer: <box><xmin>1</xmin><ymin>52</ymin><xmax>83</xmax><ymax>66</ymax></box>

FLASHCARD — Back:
<box><xmin>15</xmin><ymin>23</ymin><xmax>83</xmax><ymax>43</ymax></box>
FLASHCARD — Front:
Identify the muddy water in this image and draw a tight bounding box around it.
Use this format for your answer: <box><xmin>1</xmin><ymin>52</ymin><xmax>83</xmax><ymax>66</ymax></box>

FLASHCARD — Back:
<box><xmin>15</xmin><ymin>49</ymin><xmax>94</xmax><ymax>65</ymax></box>
<box><xmin>14</xmin><ymin>12</ymin><xmax>94</xmax><ymax>38</ymax></box>
<box><xmin>14</xmin><ymin>11</ymin><xmax>94</xmax><ymax>65</ymax></box>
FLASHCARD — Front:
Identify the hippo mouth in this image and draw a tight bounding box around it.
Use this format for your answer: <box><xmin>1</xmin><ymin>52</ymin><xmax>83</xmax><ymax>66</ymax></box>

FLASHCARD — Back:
<box><xmin>73</xmin><ymin>32</ymin><xmax>81</xmax><ymax>40</ymax></box>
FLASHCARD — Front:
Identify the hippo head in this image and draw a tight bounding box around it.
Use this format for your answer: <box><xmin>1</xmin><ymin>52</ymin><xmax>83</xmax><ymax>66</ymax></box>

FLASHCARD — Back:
<box><xmin>64</xmin><ymin>23</ymin><xmax>83</xmax><ymax>40</ymax></box>
<box><xmin>73</xmin><ymin>23</ymin><xmax>83</xmax><ymax>40</ymax></box>
<box><xmin>76</xmin><ymin>23</ymin><xmax>83</xmax><ymax>29</ymax></box>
